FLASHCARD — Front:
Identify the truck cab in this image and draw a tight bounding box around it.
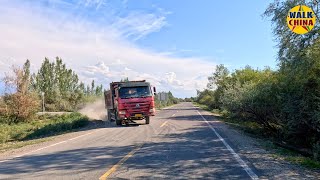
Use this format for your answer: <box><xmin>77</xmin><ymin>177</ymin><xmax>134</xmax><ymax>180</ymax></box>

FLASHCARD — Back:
<box><xmin>104</xmin><ymin>80</ymin><xmax>156</xmax><ymax>125</ymax></box>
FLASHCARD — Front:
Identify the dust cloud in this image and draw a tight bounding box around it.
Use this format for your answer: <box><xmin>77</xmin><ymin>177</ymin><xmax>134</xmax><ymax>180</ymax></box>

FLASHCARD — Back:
<box><xmin>78</xmin><ymin>99</ymin><xmax>107</xmax><ymax>121</ymax></box>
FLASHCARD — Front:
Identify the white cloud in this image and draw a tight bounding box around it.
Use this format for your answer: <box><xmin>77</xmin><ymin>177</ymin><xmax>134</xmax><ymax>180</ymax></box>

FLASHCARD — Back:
<box><xmin>165</xmin><ymin>72</ymin><xmax>176</xmax><ymax>84</ymax></box>
<box><xmin>113</xmin><ymin>11</ymin><xmax>168</xmax><ymax>41</ymax></box>
<box><xmin>0</xmin><ymin>0</ymin><xmax>216</xmax><ymax>97</ymax></box>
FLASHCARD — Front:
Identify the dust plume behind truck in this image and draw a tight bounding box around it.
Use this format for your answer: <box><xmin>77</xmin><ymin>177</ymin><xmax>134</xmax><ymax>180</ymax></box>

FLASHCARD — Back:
<box><xmin>104</xmin><ymin>80</ymin><xmax>156</xmax><ymax>125</ymax></box>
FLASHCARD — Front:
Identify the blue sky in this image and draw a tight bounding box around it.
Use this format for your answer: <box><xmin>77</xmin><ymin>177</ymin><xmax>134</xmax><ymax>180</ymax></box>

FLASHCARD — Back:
<box><xmin>130</xmin><ymin>0</ymin><xmax>277</xmax><ymax>69</ymax></box>
<box><xmin>92</xmin><ymin>0</ymin><xmax>278</xmax><ymax>69</ymax></box>
<box><xmin>0</xmin><ymin>0</ymin><xmax>277</xmax><ymax>97</ymax></box>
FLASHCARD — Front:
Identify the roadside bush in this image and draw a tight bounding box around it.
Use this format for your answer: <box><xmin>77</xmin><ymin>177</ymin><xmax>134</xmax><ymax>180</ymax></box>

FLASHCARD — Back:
<box><xmin>196</xmin><ymin>59</ymin><xmax>320</xmax><ymax>159</ymax></box>
<box><xmin>196</xmin><ymin>0</ymin><xmax>320</xmax><ymax>160</ymax></box>
<box><xmin>2</xmin><ymin>92</ymin><xmax>40</xmax><ymax>123</ymax></box>
<box><xmin>0</xmin><ymin>66</ymin><xmax>40</xmax><ymax>123</ymax></box>
<box><xmin>155</xmin><ymin>91</ymin><xmax>180</xmax><ymax>109</ymax></box>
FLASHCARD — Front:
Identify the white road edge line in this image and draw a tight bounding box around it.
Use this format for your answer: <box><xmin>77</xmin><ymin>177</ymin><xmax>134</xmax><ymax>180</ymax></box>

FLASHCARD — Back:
<box><xmin>197</xmin><ymin>111</ymin><xmax>259</xmax><ymax>180</ymax></box>
<box><xmin>0</xmin><ymin>129</ymin><xmax>101</xmax><ymax>163</ymax></box>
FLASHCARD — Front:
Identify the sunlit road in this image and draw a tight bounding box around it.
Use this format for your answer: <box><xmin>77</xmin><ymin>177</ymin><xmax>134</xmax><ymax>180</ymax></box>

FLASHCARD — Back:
<box><xmin>0</xmin><ymin>102</ymin><xmax>259</xmax><ymax>180</ymax></box>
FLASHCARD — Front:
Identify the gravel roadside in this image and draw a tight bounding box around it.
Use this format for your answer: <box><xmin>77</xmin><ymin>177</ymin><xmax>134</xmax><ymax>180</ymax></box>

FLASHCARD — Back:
<box><xmin>198</xmin><ymin>108</ymin><xmax>320</xmax><ymax>179</ymax></box>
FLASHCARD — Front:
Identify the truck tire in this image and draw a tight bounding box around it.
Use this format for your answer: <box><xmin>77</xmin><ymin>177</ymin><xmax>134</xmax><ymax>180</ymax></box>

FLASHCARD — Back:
<box><xmin>145</xmin><ymin>116</ymin><xmax>150</xmax><ymax>124</ymax></box>
<box><xmin>116</xmin><ymin>120</ymin><xmax>122</xmax><ymax>126</ymax></box>
<box><xmin>107</xmin><ymin>110</ymin><xmax>113</xmax><ymax>121</ymax></box>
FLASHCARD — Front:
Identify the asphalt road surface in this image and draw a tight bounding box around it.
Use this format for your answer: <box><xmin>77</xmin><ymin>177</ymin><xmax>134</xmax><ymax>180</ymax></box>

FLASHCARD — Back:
<box><xmin>0</xmin><ymin>102</ymin><xmax>259</xmax><ymax>180</ymax></box>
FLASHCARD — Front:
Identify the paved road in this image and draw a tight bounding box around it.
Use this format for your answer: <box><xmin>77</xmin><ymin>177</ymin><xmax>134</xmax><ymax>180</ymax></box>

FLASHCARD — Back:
<box><xmin>0</xmin><ymin>102</ymin><xmax>259</xmax><ymax>180</ymax></box>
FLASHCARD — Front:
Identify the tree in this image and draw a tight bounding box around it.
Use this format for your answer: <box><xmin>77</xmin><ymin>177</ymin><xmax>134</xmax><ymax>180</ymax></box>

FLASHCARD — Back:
<box><xmin>205</xmin><ymin>64</ymin><xmax>230</xmax><ymax>108</ymax></box>
<box><xmin>264</xmin><ymin>0</ymin><xmax>320</xmax><ymax>68</ymax></box>
<box><xmin>207</xmin><ymin>64</ymin><xmax>229</xmax><ymax>89</ymax></box>
<box><xmin>265</xmin><ymin>0</ymin><xmax>320</xmax><ymax>158</ymax></box>
<box><xmin>86</xmin><ymin>85</ymin><xmax>91</xmax><ymax>96</ymax></box>
<box><xmin>31</xmin><ymin>57</ymin><xmax>88</xmax><ymax>111</ymax></box>
<box><xmin>195</xmin><ymin>1</ymin><xmax>320</xmax><ymax>160</ymax></box>
<box><xmin>95</xmin><ymin>84</ymin><xmax>103</xmax><ymax>96</ymax></box>
<box><xmin>120</xmin><ymin>77</ymin><xmax>129</xmax><ymax>82</ymax></box>
<box><xmin>0</xmin><ymin>66</ymin><xmax>39</xmax><ymax>123</ymax></box>
<box><xmin>91</xmin><ymin>80</ymin><xmax>95</xmax><ymax>94</ymax></box>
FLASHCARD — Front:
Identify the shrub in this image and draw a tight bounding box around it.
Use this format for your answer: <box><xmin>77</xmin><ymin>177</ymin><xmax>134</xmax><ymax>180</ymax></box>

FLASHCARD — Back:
<box><xmin>0</xmin><ymin>66</ymin><xmax>40</xmax><ymax>123</ymax></box>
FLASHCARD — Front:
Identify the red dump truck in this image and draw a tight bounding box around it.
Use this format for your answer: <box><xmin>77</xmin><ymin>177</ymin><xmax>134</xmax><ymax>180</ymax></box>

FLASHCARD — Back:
<box><xmin>104</xmin><ymin>80</ymin><xmax>156</xmax><ymax>125</ymax></box>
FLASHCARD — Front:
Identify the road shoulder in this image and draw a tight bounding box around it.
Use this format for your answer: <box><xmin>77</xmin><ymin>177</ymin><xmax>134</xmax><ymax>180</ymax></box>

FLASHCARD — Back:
<box><xmin>0</xmin><ymin>120</ymin><xmax>107</xmax><ymax>162</ymax></box>
<box><xmin>196</xmin><ymin>107</ymin><xmax>320</xmax><ymax>179</ymax></box>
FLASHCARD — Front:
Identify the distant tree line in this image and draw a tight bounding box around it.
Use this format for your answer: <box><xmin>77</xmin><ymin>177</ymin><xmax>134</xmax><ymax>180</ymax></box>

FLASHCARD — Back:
<box><xmin>155</xmin><ymin>91</ymin><xmax>180</xmax><ymax>108</ymax></box>
<box><xmin>197</xmin><ymin>0</ymin><xmax>320</xmax><ymax>160</ymax></box>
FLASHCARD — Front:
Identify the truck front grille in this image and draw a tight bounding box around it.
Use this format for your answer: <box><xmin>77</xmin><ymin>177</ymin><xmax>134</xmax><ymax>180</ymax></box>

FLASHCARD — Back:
<box><xmin>124</xmin><ymin>102</ymin><xmax>150</xmax><ymax>114</ymax></box>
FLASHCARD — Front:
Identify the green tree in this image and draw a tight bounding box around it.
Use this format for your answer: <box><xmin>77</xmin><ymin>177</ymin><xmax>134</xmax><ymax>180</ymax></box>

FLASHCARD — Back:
<box><xmin>31</xmin><ymin>57</ymin><xmax>89</xmax><ymax>111</ymax></box>
<box><xmin>120</xmin><ymin>77</ymin><xmax>129</xmax><ymax>82</ymax></box>
<box><xmin>95</xmin><ymin>84</ymin><xmax>103</xmax><ymax>96</ymax></box>
<box><xmin>197</xmin><ymin>1</ymin><xmax>320</xmax><ymax>160</ymax></box>
<box><xmin>265</xmin><ymin>0</ymin><xmax>320</xmax><ymax>158</ymax></box>
<box><xmin>91</xmin><ymin>80</ymin><xmax>95</xmax><ymax>94</ymax></box>
<box><xmin>86</xmin><ymin>85</ymin><xmax>91</xmax><ymax>96</ymax></box>
<box><xmin>1</xmin><ymin>66</ymin><xmax>39</xmax><ymax>123</ymax></box>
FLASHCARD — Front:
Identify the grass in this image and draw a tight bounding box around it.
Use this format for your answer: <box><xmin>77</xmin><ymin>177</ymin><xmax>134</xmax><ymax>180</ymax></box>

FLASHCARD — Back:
<box><xmin>0</xmin><ymin>113</ymin><xmax>89</xmax><ymax>152</ymax></box>
<box><xmin>194</xmin><ymin>102</ymin><xmax>265</xmax><ymax>135</ymax></box>
<box><xmin>0</xmin><ymin>138</ymin><xmax>53</xmax><ymax>153</ymax></box>
<box><xmin>263</xmin><ymin>141</ymin><xmax>320</xmax><ymax>169</ymax></box>
<box><xmin>155</xmin><ymin>101</ymin><xmax>177</xmax><ymax>110</ymax></box>
<box><xmin>193</xmin><ymin>102</ymin><xmax>211</xmax><ymax>111</ymax></box>
<box><xmin>194</xmin><ymin>102</ymin><xmax>320</xmax><ymax>169</ymax></box>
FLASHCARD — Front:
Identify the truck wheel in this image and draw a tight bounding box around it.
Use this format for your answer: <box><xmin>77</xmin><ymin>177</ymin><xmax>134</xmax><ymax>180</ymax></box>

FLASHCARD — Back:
<box><xmin>116</xmin><ymin>120</ymin><xmax>122</xmax><ymax>126</ymax></box>
<box><xmin>145</xmin><ymin>116</ymin><xmax>150</xmax><ymax>124</ymax></box>
<box><xmin>107</xmin><ymin>110</ymin><xmax>113</xmax><ymax>121</ymax></box>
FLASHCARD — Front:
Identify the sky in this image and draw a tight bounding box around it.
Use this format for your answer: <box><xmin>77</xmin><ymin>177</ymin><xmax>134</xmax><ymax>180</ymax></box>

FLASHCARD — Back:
<box><xmin>0</xmin><ymin>0</ymin><xmax>277</xmax><ymax>97</ymax></box>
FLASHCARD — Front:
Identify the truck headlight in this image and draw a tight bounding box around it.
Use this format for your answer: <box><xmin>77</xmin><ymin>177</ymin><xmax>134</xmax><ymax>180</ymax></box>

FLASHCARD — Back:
<box><xmin>119</xmin><ymin>111</ymin><xmax>126</xmax><ymax>115</ymax></box>
<box><xmin>149</xmin><ymin>108</ymin><xmax>155</xmax><ymax>113</ymax></box>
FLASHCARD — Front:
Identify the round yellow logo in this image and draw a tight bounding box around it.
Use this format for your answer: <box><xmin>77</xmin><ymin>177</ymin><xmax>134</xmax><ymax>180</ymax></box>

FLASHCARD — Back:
<box><xmin>287</xmin><ymin>5</ymin><xmax>316</xmax><ymax>34</ymax></box>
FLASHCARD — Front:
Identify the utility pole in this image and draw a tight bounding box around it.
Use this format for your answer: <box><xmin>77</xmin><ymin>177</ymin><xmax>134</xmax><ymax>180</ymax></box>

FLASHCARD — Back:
<box><xmin>41</xmin><ymin>92</ymin><xmax>45</xmax><ymax>113</ymax></box>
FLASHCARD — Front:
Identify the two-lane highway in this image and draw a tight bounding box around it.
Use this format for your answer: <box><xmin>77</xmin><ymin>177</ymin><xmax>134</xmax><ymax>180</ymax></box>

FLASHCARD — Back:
<box><xmin>0</xmin><ymin>103</ymin><xmax>258</xmax><ymax>179</ymax></box>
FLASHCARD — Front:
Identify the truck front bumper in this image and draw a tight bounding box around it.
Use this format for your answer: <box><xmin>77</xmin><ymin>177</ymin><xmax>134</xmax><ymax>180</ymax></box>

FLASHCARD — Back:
<box><xmin>119</xmin><ymin>112</ymin><xmax>155</xmax><ymax>120</ymax></box>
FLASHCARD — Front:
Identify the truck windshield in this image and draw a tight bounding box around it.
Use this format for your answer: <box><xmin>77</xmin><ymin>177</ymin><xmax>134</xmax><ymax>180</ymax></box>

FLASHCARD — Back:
<box><xmin>119</xmin><ymin>86</ymin><xmax>152</xmax><ymax>98</ymax></box>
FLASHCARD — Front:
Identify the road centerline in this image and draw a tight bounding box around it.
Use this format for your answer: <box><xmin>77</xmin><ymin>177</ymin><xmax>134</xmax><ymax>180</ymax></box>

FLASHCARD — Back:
<box><xmin>99</xmin><ymin>144</ymin><xmax>143</xmax><ymax>180</ymax></box>
<box><xmin>160</xmin><ymin>121</ymin><xmax>168</xmax><ymax>127</ymax></box>
<box><xmin>197</xmin><ymin>110</ymin><xmax>259</xmax><ymax>180</ymax></box>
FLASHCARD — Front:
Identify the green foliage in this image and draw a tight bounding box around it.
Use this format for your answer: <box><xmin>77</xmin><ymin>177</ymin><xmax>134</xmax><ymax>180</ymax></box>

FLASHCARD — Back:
<box><xmin>120</xmin><ymin>77</ymin><xmax>129</xmax><ymax>82</ymax></box>
<box><xmin>0</xmin><ymin>65</ymin><xmax>40</xmax><ymax>123</ymax></box>
<box><xmin>197</xmin><ymin>45</ymin><xmax>320</xmax><ymax>160</ymax></box>
<box><xmin>155</xmin><ymin>91</ymin><xmax>180</xmax><ymax>109</ymax></box>
<box><xmin>196</xmin><ymin>0</ymin><xmax>320</xmax><ymax>161</ymax></box>
<box><xmin>196</xmin><ymin>89</ymin><xmax>216</xmax><ymax>109</ymax></box>
<box><xmin>31</xmin><ymin>57</ymin><xmax>103</xmax><ymax>111</ymax></box>
<box><xmin>197</xmin><ymin>62</ymin><xmax>320</xmax><ymax>160</ymax></box>
<box><xmin>0</xmin><ymin>113</ymin><xmax>88</xmax><ymax>144</ymax></box>
<box><xmin>264</xmin><ymin>0</ymin><xmax>320</xmax><ymax>67</ymax></box>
